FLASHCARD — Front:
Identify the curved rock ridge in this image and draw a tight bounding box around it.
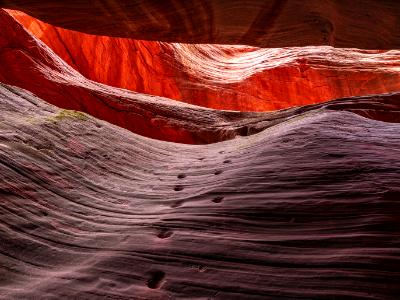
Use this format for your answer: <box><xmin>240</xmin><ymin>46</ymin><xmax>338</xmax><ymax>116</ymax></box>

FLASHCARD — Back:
<box><xmin>1</xmin><ymin>2</ymin><xmax>400</xmax><ymax>298</ymax></box>
<box><xmin>0</xmin><ymin>9</ymin><xmax>261</xmax><ymax>144</ymax></box>
<box><xmin>1</xmin><ymin>10</ymin><xmax>400</xmax><ymax>145</ymax></box>
<box><xmin>1</xmin><ymin>0</ymin><xmax>400</xmax><ymax>49</ymax></box>
<box><xmin>1</xmin><ymin>83</ymin><xmax>400</xmax><ymax>299</ymax></box>
<box><xmin>7</xmin><ymin>10</ymin><xmax>400</xmax><ymax>111</ymax></box>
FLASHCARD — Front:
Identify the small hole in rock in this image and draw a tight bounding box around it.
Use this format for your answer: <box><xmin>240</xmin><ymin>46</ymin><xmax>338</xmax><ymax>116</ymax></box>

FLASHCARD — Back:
<box><xmin>212</xmin><ymin>196</ymin><xmax>224</xmax><ymax>203</ymax></box>
<box><xmin>177</xmin><ymin>174</ymin><xmax>186</xmax><ymax>179</ymax></box>
<box><xmin>214</xmin><ymin>170</ymin><xmax>223</xmax><ymax>175</ymax></box>
<box><xmin>223</xmin><ymin>160</ymin><xmax>231</xmax><ymax>164</ymax></box>
<box><xmin>22</xmin><ymin>223</ymin><xmax>39</xmax><ymax>230</ymax></box>
<box><xmin>147</xmin><ymin>270</ymin><xmax>165</xmax><ymax>289</ymax></box>
<box><xmin>157</xmin><ymin>228</ymin><xmax>173</xmax><ymax>239</ymax></box>
<box><xmin>171</xmin><ymin>200</ymin><xmax>184</xmax><ymax>208</ymax></box>
<box><xmin>174</xmin><ymin>186</ymin><xmax>184</xmax><ymax>191</ymax></box>
<box><xmin>383</xmin><ymin>190</ymin><xmax>400</xmax><ymax>201</ymax></box>
<box><xmin>327</xmin><ymin>153</ymin><xmax>346</xmax><ymax>158</ymax></box>
<box><xmin>198</xmin><ymin>265</ymin><xmax>207</xmax><ymax>272</ymax></box>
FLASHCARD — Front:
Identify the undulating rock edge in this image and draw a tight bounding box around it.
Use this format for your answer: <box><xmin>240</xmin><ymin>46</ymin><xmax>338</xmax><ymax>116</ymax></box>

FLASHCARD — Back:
<box><xmin>8</xmin><ymin>10</ymin><xmax>400</xmax><ymax>111</ymax></box>
<box><xmin>1</xmin><ymin>83</ymin><xmax>400</xmax><ymax>299</ymax></box>
<box><xmin>1</xmin><ymin>0</ymin><xmax>400</xmax><ymax>49</ymax></box>
<box><xmin>1</xmin><ymin>1</ymin><xmax>400</xmax><ymax>299</ymax></box>
<box><xmin>1</xmin><ymin>9</ymin><xmax>399</xmax><ymax>145</ymax></box>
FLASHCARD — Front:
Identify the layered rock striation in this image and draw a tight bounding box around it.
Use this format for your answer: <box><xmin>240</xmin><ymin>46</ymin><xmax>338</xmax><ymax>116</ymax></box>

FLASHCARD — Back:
<box><xmin>1</xmin><ymin>9</ymin><xmax>399</xmax><ymax>144</ymax></box>
<box><xmin>1</xmin><ymin>1</ymin><xmax>400</xmax><ymax>299</ymax></box>
<box><xmin>8</xmin><ymin>10</ymin><xmax>400</xmax><ymax>111</ymax></box>
<box><xmin>1</xmin><ymin>83</ymin><xmax>399</xmax><ymax>299</ymax></box>
<box><xmin>1</xmin><ymin>0</ymin><xmax>400</xmax><ymax>49</ymax></box>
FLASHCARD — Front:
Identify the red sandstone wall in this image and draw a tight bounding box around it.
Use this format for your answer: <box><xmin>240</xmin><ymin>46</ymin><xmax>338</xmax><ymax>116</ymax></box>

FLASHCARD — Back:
<box><xmin>8</xmin><ymin>10</ymin><xmax>400</xmax><ymax>112</ymax></box>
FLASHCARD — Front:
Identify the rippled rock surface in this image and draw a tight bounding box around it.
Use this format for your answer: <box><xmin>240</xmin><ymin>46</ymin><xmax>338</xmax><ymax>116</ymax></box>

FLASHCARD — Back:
<box><xmin>1</xmin><ymin>1</ymin><xmax>400</xmax><ymax>299</ymax></box>
<box><xmin>7</xmin><ymin>10</ymin><xmax>400</xmax><ymax>111</ymax></box>
<box><xmin>2</xmin><ymin>0</ymin><xmax>400</xmax><ymax>48</ymax></box>
<box><xmin>1</xmin><ymin>84</ymin><xmax>400</xmax><ymax>299</ymax></box>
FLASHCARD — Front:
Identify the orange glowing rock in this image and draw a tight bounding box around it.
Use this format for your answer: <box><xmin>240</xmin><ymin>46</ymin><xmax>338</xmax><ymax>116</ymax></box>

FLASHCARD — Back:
<box><xmin>0</xmin><ymin>9</ymin><xmax>301</xmax><ymax>144</ymax></box>
<box><xmin>0</xmin><ymin>9</ymin><xmax>203</xmax><ymax>144</ymax></box>
<box><xmin>8</xmin><ymin>10</ymin><xmax>400</xmax><ymax>112</ymax></box>
<box><xmin>1</xmin><ymin>7</ymin><xmax>398</xmax><ymax>146</ymax></box>
<box><xmin>1</xmin><ymin>2</ymin><xmax>400</xmax><ymax>299</ymax></box>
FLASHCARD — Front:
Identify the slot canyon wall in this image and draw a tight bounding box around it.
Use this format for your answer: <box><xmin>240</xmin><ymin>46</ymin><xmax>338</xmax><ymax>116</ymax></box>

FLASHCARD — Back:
<box><xmin>6</xmin><ymin>10</ymin><xmax>400</xmax><ymax>111</ymax></box>
<box><xmin>1</xmin><ymin>0</ymin><xmax>400</xmax><ymax>48</ymax></box>
<box><xmin>0</xmin><ymin>1</ymin><xmax>399</xmax><ymax>299</ymax></box>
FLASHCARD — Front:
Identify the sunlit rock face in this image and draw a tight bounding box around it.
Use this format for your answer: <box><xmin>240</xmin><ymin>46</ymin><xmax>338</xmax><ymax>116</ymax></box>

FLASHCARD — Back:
<box><xmin>1</xmin><ymin>1</ymin><xmax>400</xmax><ymax>299</ymax></box>
<box><xmin>1</xmin><ymin>8</ymin><xmax>399</xmax><ymax>146</ymax></box>
<box><xmin>8</xmin><ymin>10</ymin><xmax>400</xmax><ymax>111</ymax></box>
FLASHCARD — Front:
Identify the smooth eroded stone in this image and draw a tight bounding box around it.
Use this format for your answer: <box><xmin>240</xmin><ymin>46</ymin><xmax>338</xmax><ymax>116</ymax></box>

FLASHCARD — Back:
<box><xmin>1</xmin><ymin>0</ymin><xmax>400</xmax><ymax>49</ymax></box>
